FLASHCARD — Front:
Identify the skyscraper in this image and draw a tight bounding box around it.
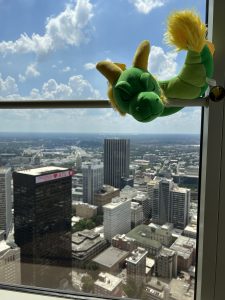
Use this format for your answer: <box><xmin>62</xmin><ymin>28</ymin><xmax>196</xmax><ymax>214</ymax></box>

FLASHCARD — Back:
<box><xmin>103</xmin><ymin>197</ymin><xmax>131</xmax><ymax>242</ymax></box>
<box><xmin>13</xmin><ymin>166</ymin><xmax>73</xmax><ymax>289</ymax></box>
<box><xmin>154</xmin><ymin>248</ymin><xmax>177</xmax><ymax>279</ymax></box>
<box><xmin>153</xmin><ymin>179</ymin><xmax>172</xmax><ymax>225</ymax></box>
<box><xmin>0</xmin><ymin>168</ymin><xmax>12</xmax><ymax>237</ymax></box>
<box><xmin>82</xmin><ymin>161</ymin><xmax>103</xmax><ymax>204</ymax></box>
<box><xmin>104</xmin><ymin>139</ymin><xmax>130</xmax><ymax>189</ymax></box>
<box><xmin>169</xmin><ymin>187</ymin><xmax>190</xmax><ymax>229</ymax></box>
<box><xmin>126</xmin><ymin>247</ymin><xmax>148</xmax><ymax>287</ymax></box>
<box><xmin>152</xmin><ymin>178</ymin><xmax>190</xmax><ymax>229</ymax></box>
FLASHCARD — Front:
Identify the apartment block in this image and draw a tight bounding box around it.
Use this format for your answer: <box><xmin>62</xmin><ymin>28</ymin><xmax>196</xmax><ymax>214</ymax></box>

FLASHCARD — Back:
<box><xmin>126</xmin><ymin>247</ymin><xmax>148</xmax><ymax>287</ymax></box>
<box><xmin>154</xmin><ymin>248</ymin><xmax>177</xmax><ymax>279</ymax></box>
<box><xmin>103</xmin><ymin>197</ymin><xmax>131</xmax><ymax>242</ymax></box>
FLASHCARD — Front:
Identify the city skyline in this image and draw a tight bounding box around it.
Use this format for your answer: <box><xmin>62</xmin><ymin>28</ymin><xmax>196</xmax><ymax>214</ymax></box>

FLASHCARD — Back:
<box><xmin>0</xmin><ymin>133</ymin><xmax>199</xmax><ymax>299</ymax></box>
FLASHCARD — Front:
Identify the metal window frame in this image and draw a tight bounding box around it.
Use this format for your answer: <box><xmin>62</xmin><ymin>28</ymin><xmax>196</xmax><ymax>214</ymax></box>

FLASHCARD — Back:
<box><xmin>196</xmin><ymin>1</ymin><xmax>225</xmax><ymax>300</ymax></box>
<box><xmin>0</xmin><ymin>0</ymin><xmax>225</xmax><ymax>299</ymax></box>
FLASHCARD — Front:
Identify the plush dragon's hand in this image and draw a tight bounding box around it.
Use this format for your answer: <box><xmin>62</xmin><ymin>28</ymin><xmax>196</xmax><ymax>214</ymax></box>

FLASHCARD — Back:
<box><xmin>96</xmin><ymin>11</ymin><xmax>214</xmax><ymax>123</ymax></box>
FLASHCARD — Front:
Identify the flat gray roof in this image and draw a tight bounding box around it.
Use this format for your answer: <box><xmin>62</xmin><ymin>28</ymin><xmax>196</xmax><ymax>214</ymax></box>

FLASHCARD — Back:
<box><xmin>126</xmin><ymin>225</ymin><xmax>162</xmax><ymax>249</ymax></box>
<box><xmin>92</xmin><ymin>246</ymin><xmax>128</xmax><ymax>268</ymax></box>
<box><xmin>17</xmin><ymin>166</ymin><xmax>68</xmax><ymax>176</ymax></box>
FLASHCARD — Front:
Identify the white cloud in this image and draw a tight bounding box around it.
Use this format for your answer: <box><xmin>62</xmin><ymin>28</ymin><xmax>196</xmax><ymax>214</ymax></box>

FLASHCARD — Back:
<box><xmin>84</xmin><ymin>62</ymin><xmax>96</xmax><ymax>70</ymax></box>
<box><xmin>149</xmin><ymin>45</ymin><xmax>177</xmax><ymax>80</ymax></box>
<box><xmin>25</xmin><ymin>63</ymin><xmax>40</xmax><ymax>78</ymax></box>
<box><xmin>62</xmin><ymin>66</ymin><xmax>71</xmax><ymax>73</ymax></box>
<box><xmin>0</xmin><ymin>73</ymin><xmax>18</xmax><ymax>96</ymax></box>
<box><xmin>18</xmin><ymin>74</ymin><xmax>26</xmax><ymax>83</ymax></box>
<box><xmin>0</xmin><ymin>73</ymin><xmax>100</xmax><ymax>101</ymax></box>
<box><xmin>18</xmin><ymin>63</ymin><xmax>40</xmax><ymax>83</ymax></box>
<box><xmin>0</xmin><ymin>0</ymin><xmax>94</xmax><ymax>56</ymax></box>
<box><xmin>129</xmin><ymin>0</ymin><xmax>167</xmax><ymax>14</ymax></box>
<box><xmin>0</xmin><ymin>73</ymin><xmax>201</xmax><ymax>133</ymax></box>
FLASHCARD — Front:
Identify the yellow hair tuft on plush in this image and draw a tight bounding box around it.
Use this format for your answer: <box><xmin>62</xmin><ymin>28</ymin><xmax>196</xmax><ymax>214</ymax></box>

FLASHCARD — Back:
<box><xmin>164</xmin><ymin>10</ymin><xmax>207</xmax><ymax>53</ymax></box>
<box><xmin>108</xmin><ymin>84</ymin><xmax>126</xmax><ymax>116</ymax></box>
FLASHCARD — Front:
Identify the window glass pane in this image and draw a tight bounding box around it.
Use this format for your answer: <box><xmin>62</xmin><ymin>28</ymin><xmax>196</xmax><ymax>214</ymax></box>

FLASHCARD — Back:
<box><xmin>0</xmin><ymin>0</ymin><xmax>206</xmax><ymax>299</ymax></box>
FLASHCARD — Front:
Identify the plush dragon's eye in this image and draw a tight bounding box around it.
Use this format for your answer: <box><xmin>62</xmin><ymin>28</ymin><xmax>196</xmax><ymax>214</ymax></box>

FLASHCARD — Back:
<box><xmin>140</xmin><ymin>72</ymin><xmax>155</xmax><ymax>91</ymax></box>
<box><xmin>115</xmin><ymin>81</ymin><xmax>132</xmax><ymax>101</ymax></box>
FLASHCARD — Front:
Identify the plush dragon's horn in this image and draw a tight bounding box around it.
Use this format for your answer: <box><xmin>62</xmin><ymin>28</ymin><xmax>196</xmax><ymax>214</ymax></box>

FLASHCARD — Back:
<box><xmin>132</xmin><ymin>40</ymin><xmax>150</xmax><ymax>70</ymax></box>
<box><xmin>96</xmin><ymin>61</ymin><xmax>122</xmax><ymax>84</ymax></box>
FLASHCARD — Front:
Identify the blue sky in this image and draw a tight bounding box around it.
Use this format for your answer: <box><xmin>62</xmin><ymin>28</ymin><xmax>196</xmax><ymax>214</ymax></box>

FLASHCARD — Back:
<box><xmin>0</xmin><ymin>0</ymin><xmax>206</xmax><ymax>133</ymax></box>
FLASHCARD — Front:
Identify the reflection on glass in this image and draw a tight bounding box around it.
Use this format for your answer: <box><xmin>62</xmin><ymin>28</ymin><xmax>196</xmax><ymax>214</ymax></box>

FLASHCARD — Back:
<box><xmin>0</xmin><ymin>130</ymin><xmax>199</xmax><ymax>299</ymax></box>
<box><xmin>0</xmin><ymin>0</ymin><xmax>204</xmax><ymax>298</ymax></box>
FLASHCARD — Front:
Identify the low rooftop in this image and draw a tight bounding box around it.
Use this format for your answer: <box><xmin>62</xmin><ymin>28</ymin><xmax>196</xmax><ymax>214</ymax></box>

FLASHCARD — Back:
<box><xmin>16</xmin><ymin>166</ymin><xmax>68</xmax><ymax>176</ymax></box>
<box><xmin>126</xmin><ymin>225</ymin><xmax>163</xmax><ymax>250</ymax></box>
<box><xmin>94</xmin><ymin>272</ymin><xmax>122</xmax><ymax>291</ymax></box>
<box><xmin>103</xmin><ymin>197</ymin><xmax>131</xmax><ymax>209</ymax></box>
<box><xmin>170</xmin><ymin>236</ymin><xmax>196</xmax><ymax>259</ymax></box>
<box><xmin>126</xmin><ymin>247</ymin><xmax>147</xmax><ymax>264</ymax></box>
<box><xmin>0</xmin><ymin>240</ymin><xmax>10</xmax><ymax>254</ymax></box>
<box><xmin>95</xmin><ymin>185</ymin><xmax>119</xmax><ymax>195</ymax></box>
<box><xmin>92</xmin><ymin>246</ymin><xmax>128</xmax><ymax>268</ymax></box>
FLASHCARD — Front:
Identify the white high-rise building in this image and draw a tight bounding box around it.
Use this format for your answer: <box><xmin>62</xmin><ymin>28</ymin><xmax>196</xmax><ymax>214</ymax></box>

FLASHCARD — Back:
<box><xmin>103</xmin><ymin>197</ymin><xmax>131</xmax><ymax>242</ymax></box>
<box><xmin>82</xmin><ymin>161</ymin><xmax>104</xmax><ymax>205</ymax></box>
<box><xmin>0</xmin><ymin>232</ymin><xmax>21</xmax><ymax>285</ymax></box>
<box><xmin>0</xmin><ymin>168</ymin><xmax>12</xmax><ymax>236</ymax></box>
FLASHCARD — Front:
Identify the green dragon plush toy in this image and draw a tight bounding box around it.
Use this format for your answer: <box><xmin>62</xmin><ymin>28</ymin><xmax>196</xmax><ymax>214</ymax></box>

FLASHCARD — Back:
<box><xmin>96</xmin><ymin>10</ymin><xmax>214</xmax><ymax>122</ymax></box>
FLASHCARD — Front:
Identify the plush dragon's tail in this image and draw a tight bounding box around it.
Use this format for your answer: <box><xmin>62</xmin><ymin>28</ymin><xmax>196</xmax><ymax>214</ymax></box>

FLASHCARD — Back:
<box><xmin>165</xmin><ymin>10</ymin><xmax>209</xmax><ymax>53</ymax></box>
<box><xmin>160</xmin><ymin>10</ymin><xmax>214</xmax><ymax>106</ymax></box>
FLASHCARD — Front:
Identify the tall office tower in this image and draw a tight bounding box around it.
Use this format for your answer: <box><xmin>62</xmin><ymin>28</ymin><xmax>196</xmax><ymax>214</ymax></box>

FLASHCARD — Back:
<box><xmin>103</xmin><ymin>197</ymin><xmax>131</xmax><ymax>242</ymax></box>
<box><xmin>131</xmin><ymin>202</ymin><xmax>144</xmax><ymax>228</ymax></box>
<box><xmin>75</xmin><ymin>152</ymin><xmax>82</xmax><ymax>171</ymax></box>
<box><xmin>104</xmin><ymin>139</ymin><xmax>130</xmax><ymax>189</ymax></box>
<box><xmin>169</xmin><ymin>187</ymin><xmax>190</xmax><ymax>229</ymax></box>
<box><xmin>147</xmin><ymin>178</ymin><xmax>160</xmax><ymax>216</ymax></box>
<box><xmin>13</xmin><ymin>166</ymin><xmax>73</xmax><ymax>289</ymax></box>
<box><xmin>0</xmin><ymin>231</ymin><xmax>21</xmax><ymax>285</ymax></box>
<box><xmin>152</xmin><ymin>179</ymin><xmax>174</xmax><ymax>225</ymax></box>
<box><xmin>126</xmin><ymin>247</ymin><xmax>148</xmax><ymax>287</ymax></box>
<box><xmin>152</xmin><ymin>178</ymin><xmax>190</xmax><ymax>229</ymax></box>
<box><xmin>0</xmin><ymin>168</ymin><xmax>12</xmax><ymax>237</ymax></box>
<box><xmin>82</xmin><ymin>161</ymin><xmax>104</xmax><ymax>205</ymax></box>
<box><xmin>154</xmin><ymin>248</ymin><xmax>177</xmax><ymax>279</ymax></box>
<box><xmin>132</xmin><ymin>191</ymin><xmax>151</xmax><ymax>221</ymax></box>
